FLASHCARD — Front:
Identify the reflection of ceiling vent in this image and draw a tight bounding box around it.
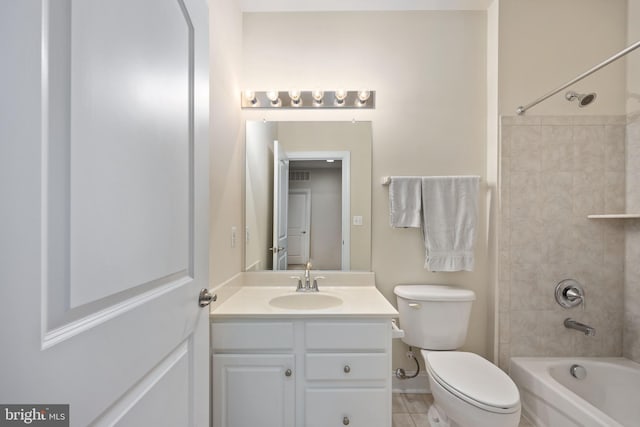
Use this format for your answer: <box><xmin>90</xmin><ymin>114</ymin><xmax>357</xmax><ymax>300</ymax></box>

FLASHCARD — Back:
<box><xmin>290</xmin><ymin>170</ymin><xmax>310</xmax><ymax>181</ymax></box>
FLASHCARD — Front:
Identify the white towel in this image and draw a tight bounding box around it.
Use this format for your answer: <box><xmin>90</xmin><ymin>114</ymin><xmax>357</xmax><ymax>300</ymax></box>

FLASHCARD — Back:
<box><xmin>421</xmin><ymin>176</ymin><xmax>480</xmax><ymax>271</ymax></box>
<box><xmin>389</xmin><ymin>177</ymin><xmax>422</xmax><ymax>228</ymax></box>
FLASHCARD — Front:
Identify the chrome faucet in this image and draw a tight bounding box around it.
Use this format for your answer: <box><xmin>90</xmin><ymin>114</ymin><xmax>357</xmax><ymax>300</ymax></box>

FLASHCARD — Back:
<box><xmin>293</xmin><ymin>261</ymin><xmax>320</xmax><ymax>292</ymax></box>
<box><xmin>564</xmin><ymin>318</ymin><xmax>596</xmax><ymax>336</ymax></box>
<box><xmin>303</xmin><ymin>260</ymin><xmax>312</xmax><ymax>289</ymax></box>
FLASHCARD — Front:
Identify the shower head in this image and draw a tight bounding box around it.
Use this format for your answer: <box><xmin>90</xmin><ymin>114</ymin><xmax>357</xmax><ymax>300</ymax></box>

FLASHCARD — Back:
<box><xmin>565</xmin><ymin>91</ymin><xmax>597</xmax><ymax>107</ymax></box>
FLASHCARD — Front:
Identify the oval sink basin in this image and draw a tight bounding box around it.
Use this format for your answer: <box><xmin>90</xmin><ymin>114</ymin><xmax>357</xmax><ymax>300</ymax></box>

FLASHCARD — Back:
<box><xmin>269</xmin><ymin>293</ymin><xmax>343</xmax><ymax>310</ymax></box>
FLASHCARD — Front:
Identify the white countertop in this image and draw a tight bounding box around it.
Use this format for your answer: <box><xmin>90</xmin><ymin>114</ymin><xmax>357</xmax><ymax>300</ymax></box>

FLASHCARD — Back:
<box><xmin>210</xmin><ymin>285</ymin><xmax>398</xmax><ymax>319</ymax></box>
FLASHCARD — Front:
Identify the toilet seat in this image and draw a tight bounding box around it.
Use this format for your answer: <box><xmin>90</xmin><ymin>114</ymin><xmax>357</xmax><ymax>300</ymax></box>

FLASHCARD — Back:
<box><xmin>423</xmin><ymin>351</ymin><xmax>520</xmax><ymax>414</ymax></box>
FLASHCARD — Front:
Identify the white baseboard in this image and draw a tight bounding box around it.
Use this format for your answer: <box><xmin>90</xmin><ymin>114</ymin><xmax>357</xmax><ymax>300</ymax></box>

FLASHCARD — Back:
<box><xmin>391</xmin><ymin>370</ymin><xmax>431</xmax><ymax>394</ymax></box>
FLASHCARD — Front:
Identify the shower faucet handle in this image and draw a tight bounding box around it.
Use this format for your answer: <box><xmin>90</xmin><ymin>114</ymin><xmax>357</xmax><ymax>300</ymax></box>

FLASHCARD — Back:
<box><xmin>555</xmin><ymin>279</ymin><xmax>585</xmax><ymax>309</ymax></box>
<box><xmin>564</xmin><ymin>287</ymin><xmax>583</xmax><ymax>302</ymax></box>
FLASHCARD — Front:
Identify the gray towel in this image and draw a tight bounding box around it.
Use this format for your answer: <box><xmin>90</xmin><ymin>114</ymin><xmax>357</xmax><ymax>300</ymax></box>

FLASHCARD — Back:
<box><xmin>389</xmin><ymin>177</ymin><xmax>422</xmax><ymax>228</ymax></box>
<box><xmin>421</xmin><ymin>176</ymin><xmax>480</xmax><ymax>271</ymax></box>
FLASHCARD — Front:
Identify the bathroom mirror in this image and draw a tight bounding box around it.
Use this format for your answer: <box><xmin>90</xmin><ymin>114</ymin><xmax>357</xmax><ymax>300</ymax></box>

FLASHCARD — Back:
<box><xmin>245</xmin><ymin>121</ymin><xmax>372</xmax><ymax>272</ymax></box>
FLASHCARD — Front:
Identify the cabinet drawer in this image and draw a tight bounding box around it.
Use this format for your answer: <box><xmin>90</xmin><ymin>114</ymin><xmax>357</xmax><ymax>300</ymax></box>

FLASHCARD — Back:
<box><xmin>305</xmin><ymin>322</ymin><xmax>388</xmax><ymax>350</ymax></box>
<box><xmin>305</xmin><ymin>353</ymin><xmax>387</xmax><ymax>381</ymax></box>
<box><xmin>211</xmin><ymin>322</ymin><xmax>294</xmax><ymax>350</ymax></box>
<box><xmin>305</xmin><ymin>388</ymin><xmax>389</xmax><ymax>427</ymax></box>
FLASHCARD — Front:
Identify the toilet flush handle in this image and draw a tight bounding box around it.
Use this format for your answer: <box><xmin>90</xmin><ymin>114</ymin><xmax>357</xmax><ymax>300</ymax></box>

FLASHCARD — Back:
<box><xmin>408</xmin><ymin>302</ymin><xmax>421</xmax><ymax>309</ymax></box>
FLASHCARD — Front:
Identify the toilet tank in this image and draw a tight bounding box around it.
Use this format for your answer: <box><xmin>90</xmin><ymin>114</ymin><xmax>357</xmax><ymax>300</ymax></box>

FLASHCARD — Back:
<box><xmin>394</xmin><ymin>285</ymin><xmax>475</xmax><ymax>350</ymax></box>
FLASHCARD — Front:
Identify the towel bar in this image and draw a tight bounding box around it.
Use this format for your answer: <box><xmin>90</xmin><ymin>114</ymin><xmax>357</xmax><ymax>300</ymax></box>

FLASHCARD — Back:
<box><xmin>381</xmin><ymin>175</ymin><xmax>481</xmax><ymax>185</ymax></box>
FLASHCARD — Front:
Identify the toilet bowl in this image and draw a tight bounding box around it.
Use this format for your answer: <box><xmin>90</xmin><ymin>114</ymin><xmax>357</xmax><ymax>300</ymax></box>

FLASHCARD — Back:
<box><xmin>394</xmin><ymin>285</ymin><xmax>521</xmax><ymax>427</ymax></box>
<box><xmin>423</xmin><ymin>350</ymin><xmax>520</xmax><ymax>427</ymax></box>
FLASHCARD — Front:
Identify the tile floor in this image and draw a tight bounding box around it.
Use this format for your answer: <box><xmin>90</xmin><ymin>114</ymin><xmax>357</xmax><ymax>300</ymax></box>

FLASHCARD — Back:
<box><xmin>392</xmin><ymin>393</ymin><xmax>533</xmax><ymax>427</ymax></box>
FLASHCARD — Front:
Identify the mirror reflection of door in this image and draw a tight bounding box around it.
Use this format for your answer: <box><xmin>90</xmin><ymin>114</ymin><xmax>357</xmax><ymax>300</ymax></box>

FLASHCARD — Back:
<box><xmin>288</xmin><ymin>160</ymin><xmax>342</xmax><ymax>270</ymax></box>
<box><xmin>287</xmin><ymin>188</ymin><xmax>311</xmax><ymax>266</ymax></box>
<box><xmin>272</xmin><ymin>141</ymin><xmax>289</xmax><ymax>271</ymax></box>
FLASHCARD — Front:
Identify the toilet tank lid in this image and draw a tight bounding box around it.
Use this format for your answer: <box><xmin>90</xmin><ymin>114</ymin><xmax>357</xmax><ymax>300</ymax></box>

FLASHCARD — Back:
<box><xmin>394</xmin><ymin>285</ymin><xmax>475</xmax><ymax>302</ymax></box>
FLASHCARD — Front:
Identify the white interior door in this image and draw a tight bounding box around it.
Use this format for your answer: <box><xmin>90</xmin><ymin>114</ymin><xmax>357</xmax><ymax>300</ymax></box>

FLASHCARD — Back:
<box><xmin>0</xmin><ymin>1</ymin><xmax>210</xmax><ymax>425</ymax></box>
<box><xmin>272</xmin><ymin>141</ymin><xmax>289</xmax><ymax>271</ymax></box>
<box><xmin>287</xmin><ymin>189</ymin><xmax>311</xmax><ymax>266</ymax></box>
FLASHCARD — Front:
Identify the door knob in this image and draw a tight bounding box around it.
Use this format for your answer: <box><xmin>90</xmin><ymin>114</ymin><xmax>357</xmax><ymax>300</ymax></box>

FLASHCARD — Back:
<box><xmin>198</xmin><ymin>288</ymin><xmax>217</xmax><ymax>307</ymax></box>
<box><xmin>285</xmin><ymin>369</ymin><xmax>292</xmax><ymax>377</ymax></box>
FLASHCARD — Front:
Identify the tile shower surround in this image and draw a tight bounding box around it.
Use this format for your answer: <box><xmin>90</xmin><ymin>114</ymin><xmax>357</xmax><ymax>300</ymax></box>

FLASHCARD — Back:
<box><xmin>498</xmin><ymin>115</ymin><xmax>628</xmax><ymax>369</ymax></box>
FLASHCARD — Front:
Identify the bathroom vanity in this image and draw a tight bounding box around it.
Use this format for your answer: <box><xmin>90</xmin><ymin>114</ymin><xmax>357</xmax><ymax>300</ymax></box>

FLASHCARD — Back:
<box><xmin>210</xmin><ymin>273</ymin><xmax>397</xmax><ymax>427</ymax></box>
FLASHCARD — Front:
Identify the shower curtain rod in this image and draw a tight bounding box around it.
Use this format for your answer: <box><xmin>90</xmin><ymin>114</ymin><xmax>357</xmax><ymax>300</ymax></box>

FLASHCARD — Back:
<box><xmin>516</xmin><ymin>39</ymin><xmax>640</xmax><ymax>115</ymax></box>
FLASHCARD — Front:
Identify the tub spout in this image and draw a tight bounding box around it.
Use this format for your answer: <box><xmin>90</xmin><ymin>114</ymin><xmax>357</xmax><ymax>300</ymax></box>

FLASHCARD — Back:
<box><xmin>564</xmin><ymin>318</ymin><xmax>595</xmax><ymax>336</ymax></box>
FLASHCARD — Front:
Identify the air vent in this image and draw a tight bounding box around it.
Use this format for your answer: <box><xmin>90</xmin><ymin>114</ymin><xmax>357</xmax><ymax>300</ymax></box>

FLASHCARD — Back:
<box><xmin>290</xmin><ymin>171</ymin><xmax>310</xmax><ymax>181</ymax></box>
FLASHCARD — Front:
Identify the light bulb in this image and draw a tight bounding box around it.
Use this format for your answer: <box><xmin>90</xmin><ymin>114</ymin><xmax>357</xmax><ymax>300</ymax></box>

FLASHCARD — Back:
<box><xmin>288</xmin><ymin>89</ymin><xmax>301</xmax><ymax>106</ymax></box>
<box><xmin>357</xmin><ymin>90</ymin><xmax>371</xmax><ymax>105</ymax></box>
<box><xmin>312</xmin><ymin>89</ymin><xmax>324</xmax><ymax>105</ymax></box>
<box><xmin>266</xmin><ymin>90</ymin><xmax>280</xmax><ymax>106</ymax></box>
<box><xmin>243</xmin><ymin>90</ymin><xmax>257</xmax><ymax>105</ymax></box>
<box><xmin>335</xmin><ymin>89</ymin><xmax>347</xmax><ymax>105</ymax></box>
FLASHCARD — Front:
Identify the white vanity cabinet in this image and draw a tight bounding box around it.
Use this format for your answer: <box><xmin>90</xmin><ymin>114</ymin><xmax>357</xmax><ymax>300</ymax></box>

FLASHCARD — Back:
<box><xmin>211</xmin><ymin>318</ymin><xmax>392</xmax><ymax>427</ymax></box>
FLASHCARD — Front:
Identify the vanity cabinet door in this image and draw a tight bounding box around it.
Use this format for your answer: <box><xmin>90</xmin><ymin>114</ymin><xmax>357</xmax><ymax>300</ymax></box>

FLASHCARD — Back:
<box><xmin>212</xmin><ymin>354</ymin><xmax>295</xmax><ymax>427</ymax></box>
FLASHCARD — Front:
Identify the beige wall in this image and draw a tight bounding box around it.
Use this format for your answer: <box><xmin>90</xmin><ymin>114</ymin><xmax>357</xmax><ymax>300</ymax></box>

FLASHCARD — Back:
<box><xmin>486</xmin><ymin>0</ymin><xmax>500</xmax><ymax>360</ymax></box>
<box><xmin>242</xmin><ymin>11</ymin><xmax>490</xmax><ymax>369</ymax></box>
<box><xmin>209</xmin><ymin>0</ymin><xmax>244</xmax><ymax>285</ymax></box>
<box><xmin>624</xmin><ymin>0</ymin><xmax>640</xmax><ymax>363</ymax></box>
<box><xmin>498</xmin><ymin>0</ymin><xmax>627</xmax><ymax>117</ymax></box>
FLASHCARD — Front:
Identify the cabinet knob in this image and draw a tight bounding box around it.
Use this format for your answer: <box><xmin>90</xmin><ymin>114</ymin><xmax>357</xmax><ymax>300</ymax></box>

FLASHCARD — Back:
<box><xmin>343</xmin><ymin>416</ymin><xmax>350</xmax><ymax>425</ymax></box>
<box><xmin>285</xmin><ymin>369</ymin><xmax>292</xmax><ymax>377</ymax></box>
<box><xmin>343</xmin><ymin>365</ymin><xmax>351</xmax><ymax>373</ymax></box>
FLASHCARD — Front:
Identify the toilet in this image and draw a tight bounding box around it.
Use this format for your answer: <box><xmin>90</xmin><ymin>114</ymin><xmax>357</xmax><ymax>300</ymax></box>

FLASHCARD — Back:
<box><xmin>394</xmin><ymin>285</ymin><xmax>521</xmax><ymax>427</ymax></box>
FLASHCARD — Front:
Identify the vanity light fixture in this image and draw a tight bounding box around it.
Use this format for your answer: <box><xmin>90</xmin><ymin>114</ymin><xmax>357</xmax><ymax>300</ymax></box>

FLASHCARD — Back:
<box><xmin>240</xmin><ymin>90</ymin><xmax>375</xmax><ymax>109</ymax></box>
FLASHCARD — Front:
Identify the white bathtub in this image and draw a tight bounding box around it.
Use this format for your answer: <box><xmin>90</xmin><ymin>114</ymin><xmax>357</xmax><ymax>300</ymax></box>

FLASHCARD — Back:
<box><xmin>510</xmin><ymin>357</ymin><xmax>640</xmax><ymax>427</ymax></box>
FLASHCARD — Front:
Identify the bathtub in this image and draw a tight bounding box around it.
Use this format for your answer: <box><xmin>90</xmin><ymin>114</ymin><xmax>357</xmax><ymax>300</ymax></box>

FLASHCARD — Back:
<box><xmin>510</xmin><ymin>357</ymin><xmax>640</xmax><ymax>427</ymax></box>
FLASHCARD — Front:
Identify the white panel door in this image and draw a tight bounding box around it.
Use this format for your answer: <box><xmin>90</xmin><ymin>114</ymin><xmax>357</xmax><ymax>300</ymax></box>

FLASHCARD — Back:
<box><xmin>287</xmin><ymin>189</ymin><xmax>311</xmax><ymax>266</ymax></box>
<box><xmin>272</xmin><ymin>141</ymin><xmax>289</xmax><ymax>271</ymax></box>
<box><xmin>0</xmin><ymin>0</ymin><xmax>209</xmax><ymax>425</ymax></box>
